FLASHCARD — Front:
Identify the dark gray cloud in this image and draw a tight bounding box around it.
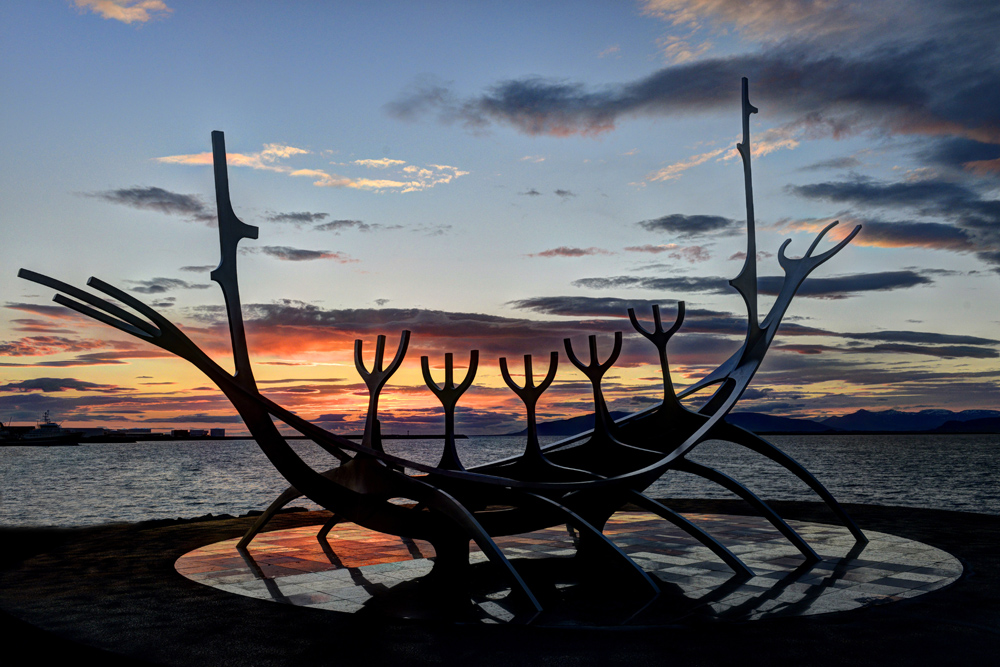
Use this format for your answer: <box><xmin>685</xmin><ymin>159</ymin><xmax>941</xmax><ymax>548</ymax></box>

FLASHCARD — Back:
<box><xmin>242</xmin><ymin>246</ymin><xmax>357</xmax><ymax>262</ymax></box>
<box><xmin>386</xmin><ymin>38</ymin><xmax>1000</xmax><ymax>143</ymax></box>
<box><xmin>313</xmin><ymin>219</ymin><xmax>372</xmax><ymax>233</ymax></box>
<box><xmin>528</xmin><ymin>247</ymin><xmax>612</xmax><ymax>258</ymax></box>
<box><xmin>5</xmin><ymin>302</ymin><xmax>80</xmax><ymax>318</ymax></box>
<box><xmin>573</xmin><ymin>275</ymin><xmax>721</xmax><ymax>292</ymax></box>
<box><xmin>507</xmin><ymin>296</ymin><xmax>1000</xmax><ymax>359</ymax></box>
<box><xmin>843</xmin><ymin>330</ymin><xmax>1000</xmax><ymax>346</ymax></box>
<box><xmin>573</xmin><ymin>270</ymin><xmax>934</xmax><ymax>299</ymax></box>
<box><xmin>788</xmin><ymin>178</ymin><xmax>976</xmax><ymax>211</ymax></box>
<box><xmin>757</xmin><ymin>271</ymin><xmax>934</xmax><ymax>298</ymax></box>
<box><xmin>179</xmin><ymin>265</ymin><xmax>214</xmax><ymax>273</ymax></box>
<box><xmin>554</xmin><ymin>189</ymin><xmax>576</xmax><ymax>198</ymax></box>
<box><xmin>268</xmin><ymin>211</ymin><xmax>329</xmax><ymax>224</ymax></box>
<box><xmin>89</xmin><ymin>186</ymin><xmax>214</xmax><ymax>223</ymax></box>
<box><xmin>0</xmin><ymin>349</ymin><xmax>172</xmax><ymax>368</ymax></box>
<box><xmin>838</xmin><ymin>219</ymin><xmax>974</xmax><ymax>252</ymax></box>
<box><xmin>789</xmin><ymin>176</ymin><xmax>1000</xmax><ymax>271</ymax></box>
<box><xmin>509</xmin><ymin>296</ymin><xmax>676</xmax><ymax>318</ymax></box>
<box><xmin>921</xmin><ymin>138</ymin><xmax>1000</xmax><ymax>173</ymax></box>
<box><xmin>798</xmin><ymin>156</ymin><xmax>862</xmax><ymax>171</ymax></box>
<box><xmin>777</xmin><ymin>343</ymin><xmax>998</xmax><ymax>359</ymax></box>
<box><xmin>637</xmin><ymin>213</ymin><xmax>740</xmax><ymax>238</ymax></box>
<box><xmin>520</xmin><ymin>188</ymin><xmax>542</xmax><ymax>196</ymax></box>
<box><xmin>127</xmin><ymin>277</ymin><xmax>211</xmax><ymax>294</ymax></box>
<box><xmin>0</xmin><ymin>377</ymin><xmax>121</xmax><ymax>393</ymax></box>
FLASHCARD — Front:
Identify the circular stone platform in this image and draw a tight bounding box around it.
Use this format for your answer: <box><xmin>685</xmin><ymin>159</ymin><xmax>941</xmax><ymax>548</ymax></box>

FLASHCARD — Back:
<box><xmin>176</xmin><ymin>511</ymin><xmax>961</xmax><ymax>625</ymax></box>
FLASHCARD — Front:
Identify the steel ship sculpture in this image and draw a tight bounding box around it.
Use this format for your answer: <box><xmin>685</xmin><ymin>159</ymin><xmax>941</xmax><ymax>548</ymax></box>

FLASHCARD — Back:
<box><xmin>20</xmin><ymin>79</ymin><xmax>864</xmax><ymax>621</ymax></box>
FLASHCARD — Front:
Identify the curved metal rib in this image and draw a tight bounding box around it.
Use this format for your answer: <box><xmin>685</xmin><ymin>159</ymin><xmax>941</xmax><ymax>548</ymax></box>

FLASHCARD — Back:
<box><xmin>522</xmin><ymin>492</ymin><xmax>660</xmax><ymax>602</ymax></box>
<box><xmin>409</xmin><ymin>480</ymin><xmax>543</xmax><ymax>621</ymax></box>
<box><xmin>628</xmin><ymin>491</ymin><xmax>753</xmax><ymax>578</ymax></box>
<box><xmin>238</xmin><ymin>486</ymin><xmax>303</xmax><ymax>549</ymax></box>
<box><xmin>672</xmin><ymin>458</ymin><xmax>820</xmax><ymax>563</ymax></box>
<box><xmin>713</xmin><ymin>422</ymin><xmax>867</xmax><ymax>544</ymax></box>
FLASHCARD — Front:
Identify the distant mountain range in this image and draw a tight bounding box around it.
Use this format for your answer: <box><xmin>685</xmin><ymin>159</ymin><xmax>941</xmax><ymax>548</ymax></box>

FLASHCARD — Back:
<box><xmin>510</xmin><ymin>408</ymin><xmax>1000</xmax><ymax>436</ymax></box>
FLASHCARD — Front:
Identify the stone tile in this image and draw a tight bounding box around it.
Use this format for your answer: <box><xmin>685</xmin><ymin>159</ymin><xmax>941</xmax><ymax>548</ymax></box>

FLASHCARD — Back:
<box><xmin>175</xmin><ymin>511</ymin><xmax>963</xmax><ymax>626</ymax></box>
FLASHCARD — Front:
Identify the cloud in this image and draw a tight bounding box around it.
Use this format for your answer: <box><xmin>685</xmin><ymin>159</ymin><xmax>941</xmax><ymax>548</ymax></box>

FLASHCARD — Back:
<box><xmin>290</xmin><ymin>162</ymin><xmax>468</xmax><ymax>193</ymax></box>
<box><xmin>787</xmin><ymin>177</ymin><xmax>975</xmax><ymax>211</ymax></box>
<box><xmin>0</xmin><ymin>349</ymin><xmax>172</xmax><ymax>368</ymax></box>
<box><xmin>242</xmin><ymin>246</ymin><xmax>359</xmax><ymax>263</ymax></box>
<box><xmin>156</xmin><ymin>143</ymin><xmax>310</xmax><ymax>173</ymax></box>
<box><xmin>647</xmin><ymin>127</ymin><xmax>799</xmax><ymax>182</ymax></box>
<box><xmin>0</xmin><ymin>336</ymin><xmax>110</xmax><ymax>357</ymax></box>
<box><xmin>656</xmin><ymin>35</ymin><xmax>712</xmax><ymax>64</ymax></box>
<box><xmin>780</xmin><ymin>217</ymin><xmax>976</xmax><ymax>252</ymax></box>
<box><xmin>126</xmin><ymin>277</ymin><xmax>211</xmax><ymax>294</ymax></box>
<box><xmin>637</xmin><ymin>213</ymin><xmax>740</xmax><ymax>238</ymax></box>
<box><xmin>353</xmin><ymin>158</ymin><xmax>407</xmax><ymax>168</ymax></box>
<box><xmin>842</xmin><ymin>330</ymin><xmax>1000</xmax><ymax>346</ymax></box>
<box><xmin>189</xmin><ymin>299</ymin><xmax>630</xmax><ymax>362</ymax></box>
<box><xmin>0</xmin><ymin>378</ymin><xmax>122</xmax><ymax>393</ymax></box>
<box><xmin>923</xmin><ymin>138</ymin><xmax>1000</xmax><ymax>175</ymax></box>
<box><xmin>776</xmin><ymin>342</ymin><xmax>998</xmax><ymax>359</ymax></box>
<box><xmin>598</xmin><ymin>45</ymin><xmax>621</xmax><ymax>59</ymax></box>
<box><xmin>728</xmin><ymin>250</ymin><xmax>774</xmax><ymax>261</ymax></box>
<box><xmin>388</xmin><ymin>26</ymin><xmax>1000</xmax><ymax>144</ymax></box>
<box><xmin>5</xmin><ymin>302</ymin><xmax>82</xmax><ymax>319</ymax></box>
<box><xmin>312</xmin><ymin>219</ymin><xmax>384</xmax><ymax>233</ymax></box>
<box><xmin>527</xmin><ymin>247</ymin><xmax>613</xmax><ymax>258</ymax></box>
<box><xmin>179</xmin><ymin>265</ymin><xmax>214</xmax><ymax>273</ymax></box>
<box><xmin>411</xmin><ymin>224</ymin><xmax>452</xmax><ymax>237</ymax></box>
<box><xmin>89</xmin><ymin>186</ymin><xmax>213</xmax><ymax>222</ymax></box>
<box><xmin>624</xmin><ymin>244</ymin><xmax>711</xmax><ymax>262</ymax></box>
<box><xmin>73</xmin><ymin>0</ymin><xmax>172</xmax><ymax>24</ymax></box>
<box><xmin>573</xmin><ymin>269</ymin><xmax>935</xmax><ymax>299</ymax></box>
<box><xmin>509</xmin><ymin>296</ymin><xmax>715</xmax><ymax>322</ymax></box>
<box><xmin>554</xmin><ymin>189</ymin><xmax>576</xmax><ymax>198</ymax></box>
<box><xmin>268</xmin><ymin>211</ymin><xmax>329</xmax><ymax>224</ymax></box>
<box><xmin>799</xmin><ymin>156</ymin><xmax>862</xmax><ymax>171</ymax></box>
<box><xmin>646</xmin><ymin>147</ymin><xmax>729</xmax><ymax>181</ymax></box>
<box><xmin>520</xmin><ymin>188</ymin><xmax>542</xmax><ymax>196</ymax></box>
<box><xmin>639</xmin><ymin>0</ymin><xmax>859</xmax><ymax>41</ymax></box>
<box><xmin>787</xmin><ymin>176</ymin><xmax>1000</xmax><ymax>271</ymax></box>
<box><xmin>520</xmin><ymin>155</ymin><xmax>546</xmax><ymax>163</ymax></box>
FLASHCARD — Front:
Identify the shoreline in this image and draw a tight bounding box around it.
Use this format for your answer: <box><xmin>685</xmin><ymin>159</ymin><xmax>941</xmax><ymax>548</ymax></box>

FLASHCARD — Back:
<box><xmin>2</xmin><ymin>429</ymin><xmax>997</xmax><ymax>447</ymax></box>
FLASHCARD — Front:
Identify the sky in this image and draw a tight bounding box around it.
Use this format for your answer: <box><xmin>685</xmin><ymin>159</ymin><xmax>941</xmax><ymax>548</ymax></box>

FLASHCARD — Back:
<box><xmin>1</xmin><ymin>0</ymin><xmax>998</xmax><ymax>435</ymax></box>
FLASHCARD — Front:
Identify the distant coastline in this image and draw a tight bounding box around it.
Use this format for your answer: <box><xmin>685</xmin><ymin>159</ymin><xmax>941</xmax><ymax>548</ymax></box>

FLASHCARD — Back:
<box><xmin>508</xmin><ymin>408</ymin><xmax>1000</xmax><ymax>437</ymax></box>
<box><xmin>3</xmin><ymin>407</ymin><xmax>998</xmax><ymax>447</ymax></box>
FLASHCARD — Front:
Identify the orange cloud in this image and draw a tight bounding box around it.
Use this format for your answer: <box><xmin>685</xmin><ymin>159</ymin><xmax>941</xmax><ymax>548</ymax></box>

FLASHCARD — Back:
<box><xmin>73</xmin><ymin>0</ymin><xmax>172</xmax><ymax>24</ymax></box>
<box><xmin>156</xmin><ymin>143</ymin><xmax>309</xmax><ymax>172</ymax></box>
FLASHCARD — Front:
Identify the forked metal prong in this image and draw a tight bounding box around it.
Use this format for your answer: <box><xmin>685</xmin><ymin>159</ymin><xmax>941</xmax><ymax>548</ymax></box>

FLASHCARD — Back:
<box><xmin>18</xmin><ymin>269</ymin><xmax>159</xmax><ymax>337</ymax></box>
<box><xmin>52</xmin><ymin>294</ymin><xmax>151</xmax><ymax>339</ymax></box>
<box><xmin>87</xmin><ymin>276</ymin><xmax>169</xmax><ymax>329</ymax></box>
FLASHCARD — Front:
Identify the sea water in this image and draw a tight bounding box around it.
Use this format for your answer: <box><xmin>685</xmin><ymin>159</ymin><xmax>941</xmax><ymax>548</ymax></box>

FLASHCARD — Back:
<box><xmin>1</xmin><ymin>433</ymin><xmax>997</xmax><ymax>527</ymax></box>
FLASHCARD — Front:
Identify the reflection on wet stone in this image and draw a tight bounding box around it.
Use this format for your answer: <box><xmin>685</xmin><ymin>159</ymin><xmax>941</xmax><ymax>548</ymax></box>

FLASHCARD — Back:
<box><xmin>177</xmin><ymin>511</ymin><xmax>962</xmax><ymax>626</ymax></box>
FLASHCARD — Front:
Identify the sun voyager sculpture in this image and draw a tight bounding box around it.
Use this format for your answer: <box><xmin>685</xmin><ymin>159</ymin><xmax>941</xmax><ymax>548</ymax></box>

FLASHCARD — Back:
<box><xmin>20</xmin><ymin>78</ymin><xmax>865</xmax><ymax>622</ymax></box>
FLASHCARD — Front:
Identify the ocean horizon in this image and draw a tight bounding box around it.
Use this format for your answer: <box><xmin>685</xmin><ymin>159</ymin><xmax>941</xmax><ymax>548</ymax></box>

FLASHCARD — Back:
<box><xmin>1</xmin><ymin>433</ymin><xmax>997</xmax><ymax>528</ymax></box>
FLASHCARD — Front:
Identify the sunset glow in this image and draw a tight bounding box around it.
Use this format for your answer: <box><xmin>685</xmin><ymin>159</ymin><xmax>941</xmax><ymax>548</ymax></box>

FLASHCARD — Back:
<box><xmin>2</xmin><ymin>1</ymin><xmax>998</xmax><ymax>434</ymax></box>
